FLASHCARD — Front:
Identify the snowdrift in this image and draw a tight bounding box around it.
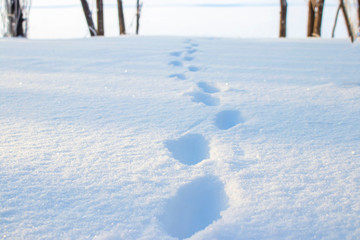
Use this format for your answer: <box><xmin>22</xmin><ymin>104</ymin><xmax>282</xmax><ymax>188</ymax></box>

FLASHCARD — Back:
<box><xmin>0</xmin><ymin>36</ymin><xmax>359</xmax><ymax>239</ymax></box>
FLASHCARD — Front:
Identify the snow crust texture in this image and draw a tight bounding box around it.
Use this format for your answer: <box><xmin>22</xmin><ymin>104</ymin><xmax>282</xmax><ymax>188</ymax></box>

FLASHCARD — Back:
<box><xmin>1</xmin><ymin>36</ymin><xmax>360</xmax><ymax>240</ymax></box>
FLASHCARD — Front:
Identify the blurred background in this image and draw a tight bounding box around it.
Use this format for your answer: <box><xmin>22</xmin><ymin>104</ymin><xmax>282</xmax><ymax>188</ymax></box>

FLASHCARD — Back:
<box><xmin>0</xmin><ymin>0</ymin><xmax>355</xmax><ymax>39</ymax></box>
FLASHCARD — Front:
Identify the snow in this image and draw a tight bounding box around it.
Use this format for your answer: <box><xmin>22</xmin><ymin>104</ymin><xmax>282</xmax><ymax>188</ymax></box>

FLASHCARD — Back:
<box><xmin>1</xmin><ymin>36</ymin><xmax>360</xmax><ymax>239</ymax></box>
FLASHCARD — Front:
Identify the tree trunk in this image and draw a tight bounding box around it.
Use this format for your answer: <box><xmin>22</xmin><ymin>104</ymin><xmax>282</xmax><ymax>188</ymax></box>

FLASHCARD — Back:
<box><xmin>313</xmin><ymin>0</ymin><xmax>325</xmax><ymax>37</ymax></box>
<box><xmin>307</xmin><ymin>0</ymin><xmax>315</xmax><ymax>37</ymax></box>
<box><xmin>117</xmin><ymin>0</ymin><xmax>126</xmax><ymax>35</ymax></box>
<box><xmin>80</xmin><ymin>0</ymin><xmax>97</xmax><ymax>36</ymax></box>
<box><xmin>7</xmin><ymin>0</ymin><xmax>24</xmax><ymax>37</ymax></box>
<box><xmin>8</xmin><ymin>0</ymin><xmax>16</xmax><ymax>36</ymax></box>
<box><xmin>340</xmin><ymin>0</ymin><xmax>355</xmax><ymax>42</ymax></box>
<box><xmin>136</xmin><ymin>0</ymin><xmax>140</xmax><ymax>35</ymax></box>
<box><xmin>279</xmin><ymin>0</ymin><xmax>287</xmax><ymax>37</ymax></box>
<box><xmin>96</xmin><ymin>0</ymin><xmax>104</xmax><ymax>36</ymax></box>
<box><xmin>358</xmin><ymin>0</ymin><xmax>360</xmax><ymax>28</ymax></box>
<box><xmin>332</xmin><ymin>3</ymin><xmax>342</xmax><ymax>38</ymax></box>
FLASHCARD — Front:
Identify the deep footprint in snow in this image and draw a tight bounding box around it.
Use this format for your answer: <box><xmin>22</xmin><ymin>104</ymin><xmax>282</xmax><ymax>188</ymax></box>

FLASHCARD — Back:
<box><xmin>187</xmin><ymin>49</ymin><xmax>197</xmax><ymax>54</ymax></box>
<box><xmin>159</xmin><ymin>176</ymin><xmax>228</xmax><ymax>239</ymax></box>
<box><xmin>188</xmin><ymin>92</ymin><xmax>220</xmax><ymax>106</ymax></box>
<box><xmin>197</xmin><ymin>82</ymin><xmax>220</xmax><ymax>94</ymax></box>
<box><xmin>168</xmin><ymin>60</ymin><xmax>183</xmax><ymax>67</ymax></box>
<box><xmin>183</xmin><ymin>56</ymin><xmax>194</xmax><ymax>61</ymax></box>
<box><xmin>215</xmin><ymin>110</ymin><xmax>244</xmax><ymax>130</ymax></box>
<box><xmin>165</xmin><ymin>133</ymin><xmax>209</xmax><ymax>165</ymax></box>
<box><xmin>188</xmin><ymin>65</ymin><xmax>200</xmax><ymax>72</ymax></box>
<box><xmin>169</xmin><ymin>73</ymin><xmax>186</xmax><ymax>80</ymax></box>
<box><xmin>169</xmin><ymin>51</ymin><xmax>183</xmax><ymax>57</ymax></box>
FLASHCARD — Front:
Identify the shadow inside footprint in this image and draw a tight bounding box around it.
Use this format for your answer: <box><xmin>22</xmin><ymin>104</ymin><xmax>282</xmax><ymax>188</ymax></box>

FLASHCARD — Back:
<box><xmin>183</xmin><ymin>56</ymin><xmax>194</xmax><ymax>61</ymax></box>
<box><xmin>189</xmin><ymin>92</ymin><xmax>220</xmax><ymax>106</ymax></box>
<box><xmin>159</xmin><ymin>176</ymin><xmax>228</xmax><ymax>239</ymax></box>
<box><xmin>165</xmin><ymin>133</ymin><xmax>209</xmax><ymax>165</ymax></box>
<box><xmin>215</xmin><ymin>110</ymin><xmax>244</xmax><ymax>130</ymax></box>
<box><xmin>170</xmin><ymin>51</ymin><xmax>183</xmax><ymax>57</ymax></box>
<box><xmin>197</xmin><ymin>82</ymin><xmax>220</xmax><ymax>93</ymax></box>
<box><xmin>168</xmin><ymin>61</ymin><xmax>183</xmax><ymax>67</ymax></box>
<box><xmin>188</xmin><ymin>65</ymin><xmax>200</xmax><ymax>72</ymax></box>
<box><xmin>169</xmin><ymin>73</ymin><xmax>186</xmax><ymax>80</ymax></box>
<box><xmin>187</xmin><ymin>49</ymin><xmax>197</xmax><ymax>54</ymax></box>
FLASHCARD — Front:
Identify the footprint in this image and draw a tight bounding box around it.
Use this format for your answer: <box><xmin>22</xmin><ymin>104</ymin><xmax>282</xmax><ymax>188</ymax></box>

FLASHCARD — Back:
<box><xmin>168</xmin><ymin>61</ymin><xmax>183</xmax><ymax>67</ymax></box>
<box><xmin>187</xmin><ymin>49</ymin><xmax>197</xmax><ymax>54</ymax></box>
<box><xmin>191</xmin><ymin>43</ymin><xmax>199</xmax><ymax>47</ymax></box>
<box><xmin>197</xmin><ymin>82</ymin><xmax>220</xmax><ymax>94</ymax></box>
<box><xmin>158</xmin><ymin>176</ymin><xmax>228</xmax><ymax>239</ymax></box>
<box><xmin>169</xmin><ymin>73</ymin><xmax>186</xmax><ymax>80</ymax></box>
<box><xmin>170</xmin><ymin>51</ymin><xmax>183</xmax><ymax>57</ymax></box>
<box><xmin>214</xmin><ymin>110</ymin><xmax>244</xmax><ymax>130</ymax></box>
<box><xmin>188</xmin><ymin>92</ymin><xmax>220</xmax><ymax>106</ymax></box>
<box><xmin>188</xmin><ymin>65</ymin><xmax>200</xmax><ymax>72</ymax></box>
<box><xmin>183</xmin><ymin>56</ymin><xmax>194</xmax><ymax>61</ymax></box>
<box><xmin>165</xmin><ymin>133</ymin><xmax>209</xmax><ymax>165</ymax></box>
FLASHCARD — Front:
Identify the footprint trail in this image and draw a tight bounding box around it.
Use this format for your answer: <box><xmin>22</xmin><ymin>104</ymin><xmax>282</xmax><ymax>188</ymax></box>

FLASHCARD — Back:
<box><xmin>162</xmin><ymin>39</ymin><xmax>238</xmax><ymax>239</ymax></box>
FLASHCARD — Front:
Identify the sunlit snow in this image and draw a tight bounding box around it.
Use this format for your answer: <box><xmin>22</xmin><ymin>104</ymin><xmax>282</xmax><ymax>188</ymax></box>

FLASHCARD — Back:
<box><xmin>1</xmin><ymin>36</ymin><xmax>359</xmax><ymax>239</ymax></box>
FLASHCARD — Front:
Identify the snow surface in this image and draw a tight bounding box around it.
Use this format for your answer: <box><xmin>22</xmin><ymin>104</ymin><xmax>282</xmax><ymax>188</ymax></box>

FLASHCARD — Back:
<box><xmin>1</xmin><ymin>36</ymin><xmax>360</xmax><ymax>239</ymax></box>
